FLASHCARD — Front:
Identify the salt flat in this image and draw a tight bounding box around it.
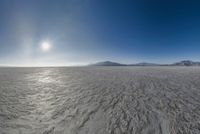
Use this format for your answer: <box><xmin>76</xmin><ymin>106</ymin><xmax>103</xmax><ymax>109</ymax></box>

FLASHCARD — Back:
<box><xmin>0</xmin><ymin>67</ymin><xmax>200</xmax><ymax>134</ymax></box>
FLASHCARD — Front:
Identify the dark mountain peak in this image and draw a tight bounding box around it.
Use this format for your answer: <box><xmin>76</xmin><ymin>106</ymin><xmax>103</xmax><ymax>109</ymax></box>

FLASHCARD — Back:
<box><xmin>91</xmin><ymin>61</ymin><xmax>126</xmax><ymax>66</ymax></box>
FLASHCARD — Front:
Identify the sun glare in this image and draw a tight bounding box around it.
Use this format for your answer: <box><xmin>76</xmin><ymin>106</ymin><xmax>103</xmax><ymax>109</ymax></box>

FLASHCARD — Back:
<box><xmin>41</xmin><ymin>42</ymin><xmax>51</xmax><ymax>52</ymax></box>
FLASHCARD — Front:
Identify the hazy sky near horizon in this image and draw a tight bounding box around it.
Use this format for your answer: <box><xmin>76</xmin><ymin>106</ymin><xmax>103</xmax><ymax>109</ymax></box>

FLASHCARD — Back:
<box><xmin>1</xmin><ymin>0</ymin><xmax>200</xmax><ymax>66</ymax></box>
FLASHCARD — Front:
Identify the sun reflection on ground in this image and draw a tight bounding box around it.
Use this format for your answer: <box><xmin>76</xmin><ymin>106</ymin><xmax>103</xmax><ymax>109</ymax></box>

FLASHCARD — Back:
<box><xmin>37</xmin><ymin>70</ymin><xmax>55</xmax><ymax>83</ymax></box>
<box><xmin>23</xmin><ymin>68</ymin><xmax>63</xmax><ymax>130</ymax></box>
<box><xmin>27</xmin><ymin>68</ymin><xmax>61</xmax><ymax>84</ymax></box>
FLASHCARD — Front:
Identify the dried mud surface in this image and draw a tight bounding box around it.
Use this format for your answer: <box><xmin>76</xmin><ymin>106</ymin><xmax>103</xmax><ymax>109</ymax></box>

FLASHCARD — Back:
<box><xmin>0</xmin><ymin>67</ymin><xmax>200</xmax><ymax>134</ymax></box>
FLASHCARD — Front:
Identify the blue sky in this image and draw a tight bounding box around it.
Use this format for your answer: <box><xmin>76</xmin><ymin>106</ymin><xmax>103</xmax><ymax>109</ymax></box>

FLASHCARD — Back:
<box><xmin>1</xmin><ymin>0</ymin><xmax>200</xmax><ymax>66</ymax></box>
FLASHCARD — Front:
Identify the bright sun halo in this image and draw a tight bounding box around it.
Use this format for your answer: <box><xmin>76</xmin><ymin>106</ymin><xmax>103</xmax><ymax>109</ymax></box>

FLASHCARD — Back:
<box><xmin>41</xmin><ymin>42</ymin><xmax>51</xmax><ymax>52</ymax></box>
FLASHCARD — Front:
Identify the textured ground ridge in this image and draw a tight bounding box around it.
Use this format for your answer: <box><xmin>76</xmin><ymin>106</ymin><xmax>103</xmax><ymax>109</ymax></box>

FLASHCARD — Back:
<box><xmin>0</xmin><ymin>67</ymin><xmax>200</xmax><ymax>134</ymax></box>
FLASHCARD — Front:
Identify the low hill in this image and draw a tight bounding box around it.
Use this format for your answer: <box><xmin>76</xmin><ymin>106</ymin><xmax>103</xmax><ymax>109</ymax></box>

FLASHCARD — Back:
<box><xmin>90</xmin><ymin>61</ymin><xmax>126</xmax><ymax>66</ymax></box>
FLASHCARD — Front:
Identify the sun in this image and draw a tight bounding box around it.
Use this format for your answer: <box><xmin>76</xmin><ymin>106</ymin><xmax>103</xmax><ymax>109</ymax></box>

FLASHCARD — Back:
<box><xmin>41</xmin><ymin>41</ymin><xmax>51</xmax><ymax>52</ymax></box>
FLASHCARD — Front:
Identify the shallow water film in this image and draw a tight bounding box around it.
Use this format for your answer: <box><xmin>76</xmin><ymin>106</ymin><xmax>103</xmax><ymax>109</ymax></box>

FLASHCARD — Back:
<box><xmin>0</xmin><ymin>67</ymin><xmax>200</xmax><ymax>134</ymax></box>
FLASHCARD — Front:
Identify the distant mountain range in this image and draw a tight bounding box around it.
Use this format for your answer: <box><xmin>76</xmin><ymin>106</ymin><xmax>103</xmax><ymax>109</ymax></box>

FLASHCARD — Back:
<box><xmin>172</xmin><ymin>60</ymin><xmax>200</xmax><ymax>66</ymax></box>
<box><xmin>90</xmin><ymin>60</ymin><xmax>200</xmax><ymax>66</ymax></box>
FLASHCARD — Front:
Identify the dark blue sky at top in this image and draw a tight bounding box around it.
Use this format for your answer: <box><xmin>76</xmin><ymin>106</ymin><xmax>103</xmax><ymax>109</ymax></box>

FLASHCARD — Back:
<box><xmin>1</xmin><ymin>0</ymin><xmax>200</xmax><ymax>66</ymax></box>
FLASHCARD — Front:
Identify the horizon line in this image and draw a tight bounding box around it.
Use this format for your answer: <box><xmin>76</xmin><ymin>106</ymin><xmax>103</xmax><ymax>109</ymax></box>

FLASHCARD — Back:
<box><xmin>0</xmin><ymin>59</ymin><xmax>199</xmax><ymax>67</ymax></box>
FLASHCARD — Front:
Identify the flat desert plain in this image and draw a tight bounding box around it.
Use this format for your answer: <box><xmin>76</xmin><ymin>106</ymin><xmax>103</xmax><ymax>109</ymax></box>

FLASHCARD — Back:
<box><xmin>0</xmin><ymin>67</ymin><xmax>200</xmax><ymax>134</ymax></box>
